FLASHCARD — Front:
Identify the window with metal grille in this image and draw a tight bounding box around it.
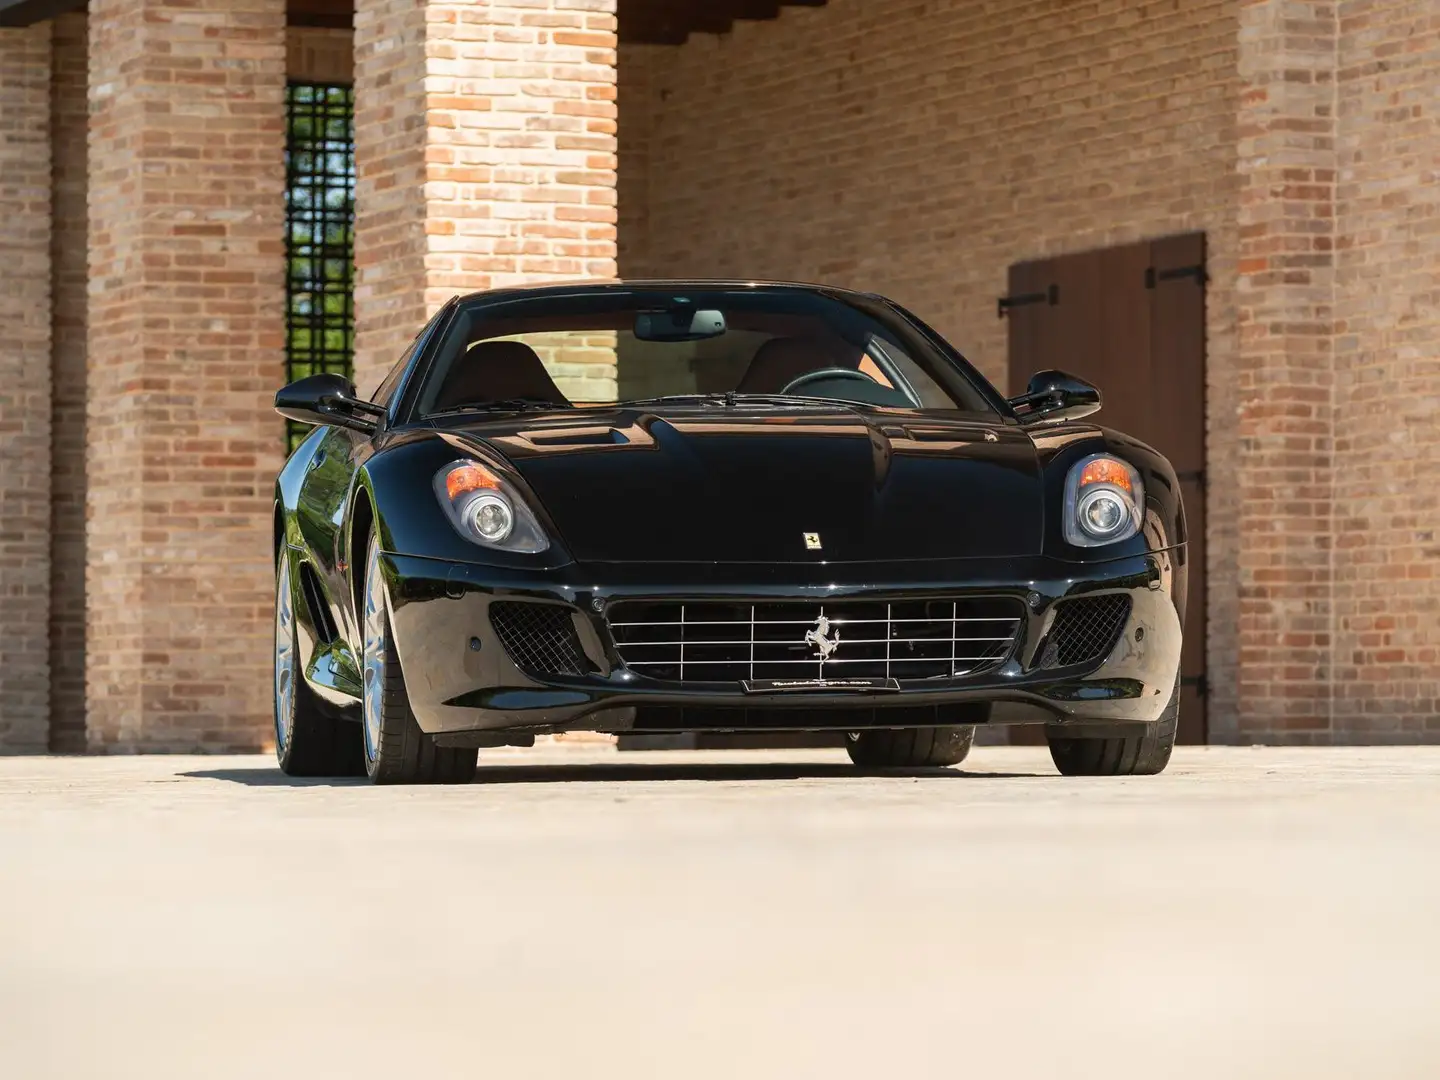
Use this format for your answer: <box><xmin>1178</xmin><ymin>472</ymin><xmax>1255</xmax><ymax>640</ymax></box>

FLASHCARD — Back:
<box><xmin>284</xmin><ymin>82</ymin><xmax>355</xmax><ymax>450</ymax></box>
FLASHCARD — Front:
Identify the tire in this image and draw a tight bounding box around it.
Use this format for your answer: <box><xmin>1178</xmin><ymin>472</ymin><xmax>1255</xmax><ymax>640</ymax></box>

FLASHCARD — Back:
<box><xmin>274</xmin><ymin>550</ymin><xmax>365</xmax><ymax>778</ymax></box>
<box><xmin>846</xmin><ymin>726</ymin><xmax>976</xmax><ymax>768</ymax></box>
<box><xmin>360</xmin><ymin>534</ymin><xmax>478</xmax><ymax>785</ymax></box>
<box><xmin>1045</xmin><ymin>680</ymin><xmax>1179</xmax><ymax>776</ymax></box>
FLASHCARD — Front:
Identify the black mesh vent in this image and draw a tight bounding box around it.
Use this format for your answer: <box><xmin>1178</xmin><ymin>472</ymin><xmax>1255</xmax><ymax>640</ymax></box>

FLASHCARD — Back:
<box><xmin>490</xmin><ymin>602</ymin><xmax>590</xmax><ymax>677</ymax></box>
<box><xmin>1042</xmin><ymin>594</ymin><xmax>1132</xmax><ymax>668</ymax></box>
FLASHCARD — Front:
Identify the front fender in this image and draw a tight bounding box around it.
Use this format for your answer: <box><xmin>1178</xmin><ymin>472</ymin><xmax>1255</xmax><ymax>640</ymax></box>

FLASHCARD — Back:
<box><xmin>1029</xmin><ymin>422</ymin><xmax>1189</xmax><ymax>628</ymax></box>
<box><xmin>1030</xmin><ymin>423</ymin><xmax>1187</xmax><ymax>556</ymax></box>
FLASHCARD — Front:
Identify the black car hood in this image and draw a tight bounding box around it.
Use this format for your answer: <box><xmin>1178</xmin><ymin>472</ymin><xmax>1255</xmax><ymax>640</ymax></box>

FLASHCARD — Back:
<box><xmin>450</xmin><ymin>407</ymin><xmax>1044</xmax><ymax>563</ymax></box>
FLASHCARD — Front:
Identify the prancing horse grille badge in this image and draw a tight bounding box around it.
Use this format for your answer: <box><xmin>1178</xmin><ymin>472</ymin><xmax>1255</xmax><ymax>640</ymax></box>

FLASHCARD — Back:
<box><xmin>803</xmin><ymin>532</ymin><xmax>822</xmax><ymax>550</ymax></box>
<box><xmin>804</xmin><ymin>614</ymin><xmax>841</xmax><ymax>661</ymax></box>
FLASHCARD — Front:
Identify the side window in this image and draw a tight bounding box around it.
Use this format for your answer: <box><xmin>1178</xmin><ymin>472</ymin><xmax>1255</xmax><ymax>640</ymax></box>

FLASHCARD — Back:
<box><xmin>369</xmin><ymin>351</ymin><xmax>411</xmax><ymax>409</ymax></box>
<box><xmin>370</xmin><ymin>308</ymin><xmax>445</xmax><ymax>407</ymax></box>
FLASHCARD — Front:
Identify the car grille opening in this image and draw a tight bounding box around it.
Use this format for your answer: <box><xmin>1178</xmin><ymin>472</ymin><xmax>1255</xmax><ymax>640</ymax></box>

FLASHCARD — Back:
<box><xmin>489</xmin><ymin>601</ymin><xmax>591</xmax><ymax>677</ymax></box>
<box><xmin>606</xmin><ymin>597</ymin><xmax>1024</xmax><ymax>685</ymax></box>
<box><xmin>1040</xmin><ymin>594</ymin><xmax>1132</xmax><ymax>668</ymax></box>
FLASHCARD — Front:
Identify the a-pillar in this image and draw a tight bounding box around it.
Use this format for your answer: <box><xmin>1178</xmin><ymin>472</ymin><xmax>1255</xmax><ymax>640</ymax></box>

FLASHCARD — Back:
<box><xmin>1233</xmin><ymin>0</ymin><xmax>1338</xmax><ymax>742</ymax></box>
<box><xmin>0</xmin><ymin>23</ymin><xmax>52</xmax><ymax>753</ymax></box>
<box><xmin>352</xmin><ymin>0</ymin><xmax>619</xmax><ymax>395</ymax></box>
<box><xmin>86</xmin><ymin>0</ymin><xmax>288</xmax><ymax>750</ymax></box>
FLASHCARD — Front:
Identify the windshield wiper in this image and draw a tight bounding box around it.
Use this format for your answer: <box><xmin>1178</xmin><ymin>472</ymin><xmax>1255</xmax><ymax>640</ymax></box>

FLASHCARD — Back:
<box><xmin>614</xmin><ymin>392</ymin><xmax>842</xmax><ymax>409</ymax></box>
<box><xmin>429</xmin><ymin>398</ymin><xmax>569</xmax><ymax>416</ymax></box>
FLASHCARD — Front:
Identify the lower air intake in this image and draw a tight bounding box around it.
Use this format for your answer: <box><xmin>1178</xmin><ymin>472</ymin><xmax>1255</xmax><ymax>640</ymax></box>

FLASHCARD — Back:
<box><xmin>489</xmin><ymin>602</ymin><xmax>590</xmax><ymax>677</ymax></box>
<box><xmin>1041</xmin><ymin>594</ymin><xmax>1132</xmax><ymax>668</ymax></box>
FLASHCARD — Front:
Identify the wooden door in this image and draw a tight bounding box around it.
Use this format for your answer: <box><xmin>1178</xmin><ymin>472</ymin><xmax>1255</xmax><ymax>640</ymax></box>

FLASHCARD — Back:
<box><xmin>1004</xmin><ymin>234</ymin><xmax>1208</xmax><ymax>744</ymax></box>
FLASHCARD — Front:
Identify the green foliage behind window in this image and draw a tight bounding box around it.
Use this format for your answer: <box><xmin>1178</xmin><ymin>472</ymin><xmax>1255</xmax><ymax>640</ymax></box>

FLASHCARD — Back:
<box><xmin>285</xmin><ymin>83</ymin><xmax>355</xmax><ymax>451</ymax></box>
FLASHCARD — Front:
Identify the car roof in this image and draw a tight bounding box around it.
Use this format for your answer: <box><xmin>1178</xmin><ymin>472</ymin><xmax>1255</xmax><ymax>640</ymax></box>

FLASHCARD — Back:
<box><xmin>448</xmin><ymin>279</ymin><xmax>886</xmax><ymax>306</ymax></box>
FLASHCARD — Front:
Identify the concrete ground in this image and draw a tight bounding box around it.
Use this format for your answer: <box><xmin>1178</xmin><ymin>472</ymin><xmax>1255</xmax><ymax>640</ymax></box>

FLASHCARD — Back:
<box><xmin>2</xmin><ymin>746</ymin><xmax>1438</xmax><ymax>1080</ymax></box>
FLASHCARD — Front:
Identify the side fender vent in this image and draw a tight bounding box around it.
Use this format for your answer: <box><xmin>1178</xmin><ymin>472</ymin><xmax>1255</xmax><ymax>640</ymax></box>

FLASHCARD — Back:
<box><xmin>297</xmin><ymin>562</ymin><xmax>339</xmax><ymax>644</ymax></box>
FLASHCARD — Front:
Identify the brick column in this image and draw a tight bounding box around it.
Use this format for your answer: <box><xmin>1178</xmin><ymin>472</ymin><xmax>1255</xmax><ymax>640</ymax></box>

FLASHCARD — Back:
<box><xmin>49</xmin><ymin>13</ymin><xmax>87</xmax><ymax>752</ymax></box>
<box><xmin>1234</xmin><ymin>0</ymin><xmax>1338</xmax><ymax>742</ymax></box>
<box><xmin>0</xmin><ymin>25</ymin><xmax>52</xmax><ymax>753</ymax></box>
<box><xmin>1332</xmin><ymin>0</ymin><xmax>1440</xmax><ymax>741</ymax></box>
<box><xmin>353</xmin><ymin>0</ymin><xmax>619</xmax><ymax>395</ymax></box>
<box><xmin>87</xmin><ymin>1</ymin><xmax>287</xmax><ymax>751</ymax></box>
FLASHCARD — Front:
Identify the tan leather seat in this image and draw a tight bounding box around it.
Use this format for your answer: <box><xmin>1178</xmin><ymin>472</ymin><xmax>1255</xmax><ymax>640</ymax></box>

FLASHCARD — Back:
<box><xmin>432</xmin><ymin>340</ymin><xmax>569</xmax><ymax>411</ymax></box>
<box><xmin>735</xmin><ymin>337</ymin><xmax>845</xmax><ymax>394</ymax></box>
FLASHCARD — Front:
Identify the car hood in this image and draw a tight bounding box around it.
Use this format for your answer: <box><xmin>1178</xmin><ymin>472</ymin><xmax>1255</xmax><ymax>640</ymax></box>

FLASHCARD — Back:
<box><xmin>451</xmin><ymin>407</ymin><xmax>1044</xmax><ymax>563</ymax></box>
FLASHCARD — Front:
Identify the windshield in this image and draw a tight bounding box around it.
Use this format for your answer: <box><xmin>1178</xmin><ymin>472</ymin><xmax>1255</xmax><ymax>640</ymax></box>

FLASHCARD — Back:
<box><xmin>410</xmin><ymin>287</ymin><xmax>1001</xmax><ymax>418</ymax></box>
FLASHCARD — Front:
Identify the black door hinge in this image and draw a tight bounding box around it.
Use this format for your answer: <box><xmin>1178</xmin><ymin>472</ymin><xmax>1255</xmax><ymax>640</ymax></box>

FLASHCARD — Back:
<box><xmin>1180</xmin><ymin>674</ymin><xmax>1208</xmax><ymax>697</ymax></box>
<box><xmin>997</xmin><ymin>283</ymin><xmax>1058</xmax><ymax>319</ymax></box>
<box><xmin>1175</xmin><ymin>469</ymin><xmax>1205</xmax><ymax>486</ymax></box>
<box><xmin>1145</xmin><ymin>264</ymin><xmax>1208</xmax><ymax>289</ymax></box>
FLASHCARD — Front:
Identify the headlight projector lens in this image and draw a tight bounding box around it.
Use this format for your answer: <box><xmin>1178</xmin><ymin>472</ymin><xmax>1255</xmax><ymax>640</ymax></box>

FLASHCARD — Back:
<box><xmin>1079</xmin><ymin>488</ymin><xmax>1126</xmax><ymax>538</ymax></box>
<box><xmin>468</xmin><ymin>494</ymin><xmax>514</xmax><ymax>542</ymax></box>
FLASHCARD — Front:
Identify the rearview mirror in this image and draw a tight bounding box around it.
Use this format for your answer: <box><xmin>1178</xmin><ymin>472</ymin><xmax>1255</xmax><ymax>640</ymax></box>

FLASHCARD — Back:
<box><xmin>634</xmin><ymin>308</ymin><xmax>726</xmax><ymax>342</ymax></box>
<box><xmin>274</xmin><ymin>373</ymin><xmax>385</xmax><ymax>434</ymax></box>
<box><xmin>1008</xmin><ymin>369</ymin><xmax>1101</xmax><ymax>424</ymax></box>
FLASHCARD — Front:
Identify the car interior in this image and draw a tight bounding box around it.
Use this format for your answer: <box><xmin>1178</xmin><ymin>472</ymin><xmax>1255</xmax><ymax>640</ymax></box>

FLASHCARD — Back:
<box><xmin>425</xmin><ymin>331</ymin><xmax>924</xmax><ymax>414</ymax></box>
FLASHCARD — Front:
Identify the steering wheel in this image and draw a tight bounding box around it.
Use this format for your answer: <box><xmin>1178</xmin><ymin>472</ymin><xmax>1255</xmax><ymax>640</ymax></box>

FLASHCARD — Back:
<box><xmin>780</xmin><ymin>367</ymin><xmax>879</xmax><ymax>395</ymax></box>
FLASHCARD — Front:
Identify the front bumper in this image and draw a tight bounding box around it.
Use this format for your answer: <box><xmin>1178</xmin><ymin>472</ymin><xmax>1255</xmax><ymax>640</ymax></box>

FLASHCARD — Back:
<box><xmin>381</xmin><ymin>550</ymin><xmax>1187</xmax><ymax>739</ymax></box>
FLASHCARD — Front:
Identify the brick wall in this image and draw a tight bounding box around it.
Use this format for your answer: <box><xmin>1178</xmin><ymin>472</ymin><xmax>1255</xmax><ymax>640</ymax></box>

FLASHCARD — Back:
<box><xmin>0</xmin><ymin>24</ymin><xmax>52</xmax><ymax>753</ymax></box>
<box><xmin>352</xmin><ymin>0</ymin><xmax>431</xmax><ymax>396</ymax></box>
<box><xmin>1333</xmin><ymin>0</ymin><xmax>1440</xmax><ymax>740</ymax></box>
<box><xmin>86</xmin><ymin>0</ymin><xmax>287</xmax><ymax>751</ymax></box>
<box><xmin>48</xmin><ymin>13</ymin><xmax>86</xmax><ymax>752</ymax></box>
<box><xmin>353</xmin><ymin>0</ymin><xmax>619</xmax><ymax>395</ymax></box>
<box><xmin>1232</xmin><ymin>0</ymin><xmax>1339</xmax><ymax>742</ymax></box>
<box><xmin>619</xmin><ymin>0</ymin><xmax>1245</xmax><ymax>737</ymax></box>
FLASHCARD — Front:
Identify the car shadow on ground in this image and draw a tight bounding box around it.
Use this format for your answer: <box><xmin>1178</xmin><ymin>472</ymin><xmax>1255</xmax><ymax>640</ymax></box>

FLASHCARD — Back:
<box><xmin>179</xmin><ymin>762</ymin><xmax>1049</xmax><ymax>787</ymax></box>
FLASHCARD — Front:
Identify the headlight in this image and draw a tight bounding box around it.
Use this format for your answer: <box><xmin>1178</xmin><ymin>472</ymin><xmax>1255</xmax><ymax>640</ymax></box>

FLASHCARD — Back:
<box><xmin>1063</xmin><ymin>454</ymin><xmax>1143</xmax><ymax>547</ymax></box>
<box><xmin>434</xmin><ymin>459</ymin><xmax>549</xmax><ymax>554</ymax></box>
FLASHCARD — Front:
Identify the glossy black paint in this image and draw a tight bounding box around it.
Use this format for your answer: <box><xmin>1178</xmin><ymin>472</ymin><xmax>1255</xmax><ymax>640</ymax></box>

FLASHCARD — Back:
<box><xmin>273</xmin><ymin>280</ymin><xmax>1188</xmax><ymax>738</ymax></box>
<box><xmin>1008</xmin><ymin>369</ymin><xmax>1103</xmax><ymax>423</ymax></box>
<box><xmin>274</xmin><ymin>372</ymin><xmax>383</xmax><ymax>434</ymax></box>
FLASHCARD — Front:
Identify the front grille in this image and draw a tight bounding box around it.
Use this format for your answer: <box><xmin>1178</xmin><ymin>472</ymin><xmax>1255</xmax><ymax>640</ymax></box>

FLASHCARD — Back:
<box><xmin>1041</xmin><ymin>594</ymin><xmax>1132</xmax><ymax>667</ymax></box>
<box><xmin>489</xmin><ymin>602</ymin><xmax>590</xmax><ymax>677</ymax></box>
<box><xmin>606</xmin><ymin>598</ymin><xmax>1023</xmax><ymax>684</ymax></box>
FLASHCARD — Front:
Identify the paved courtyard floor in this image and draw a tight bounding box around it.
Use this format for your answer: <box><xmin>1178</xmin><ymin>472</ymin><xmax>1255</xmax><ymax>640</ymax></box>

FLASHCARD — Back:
<box><xmin>1</xmin><ymin>746</ymin><xmax>1438</xmax><ymax>1079</ymax></box>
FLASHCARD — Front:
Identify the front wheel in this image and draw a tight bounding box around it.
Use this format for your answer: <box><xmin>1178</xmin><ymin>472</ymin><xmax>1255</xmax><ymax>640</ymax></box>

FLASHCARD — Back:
<box><xmin>361</xmin><ymin>535</ymin><xmax>478</xmax><ymax>785</ymax></box>
<box><xmin>846</xmin><ymin>726</ymin><xmax>976</xmax><ymax>768</ymax></box>
<box><xmin>1045</xmin><ymin>680</ymin><xmax>1179</xmax><ymax>776</ymax></box>
<box><xmin>274</xmin><ymin>550</ymin><xmax>364</xmax><ymax>778</ymax></box>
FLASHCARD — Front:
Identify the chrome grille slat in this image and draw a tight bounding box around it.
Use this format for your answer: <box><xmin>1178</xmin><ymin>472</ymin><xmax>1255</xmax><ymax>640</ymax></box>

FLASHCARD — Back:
<box><xmin>601</xmin><ymin>622</ymin><xmax>1019</xmax><ymax>630</ymax></box>
<box><xmin>615</xmin><ymin>636</ymin><xmax>1014</xmax><ymax>647</ymax></box>
<box><xmin>607</xmin><ymin>598</ymin><xmax>1024</xmax><ymax>685</ymax></box>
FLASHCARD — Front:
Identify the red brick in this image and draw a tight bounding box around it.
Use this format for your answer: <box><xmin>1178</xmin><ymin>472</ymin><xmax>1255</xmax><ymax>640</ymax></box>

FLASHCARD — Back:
<box><xmin>0</xmin><ymin>23</ymin><xmax>52</xmax><ymax>753</ymax></box>
<box><xmin>86</xmin><ymin>0</ymin><xmax>286</xmax><ymax>752</ymax></box>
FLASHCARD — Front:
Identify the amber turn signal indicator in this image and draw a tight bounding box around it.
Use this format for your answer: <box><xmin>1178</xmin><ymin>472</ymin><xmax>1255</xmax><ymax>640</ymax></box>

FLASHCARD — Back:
<box><xmin>445</xmin><ymin>463</ymin><xmax>502</xmax><ymax>501</ymax></box>
<box><xmin>1077</xmin><ymin>457</ymin><xmax>1133</xmax><ymax>494</ymax></box>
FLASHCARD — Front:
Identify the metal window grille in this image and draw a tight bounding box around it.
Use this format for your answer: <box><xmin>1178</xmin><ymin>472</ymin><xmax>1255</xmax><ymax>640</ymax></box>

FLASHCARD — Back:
<box><xmin>284</xmin><ymin>82</ymin><xmax>355</xmax><ymax>450</ymax></box>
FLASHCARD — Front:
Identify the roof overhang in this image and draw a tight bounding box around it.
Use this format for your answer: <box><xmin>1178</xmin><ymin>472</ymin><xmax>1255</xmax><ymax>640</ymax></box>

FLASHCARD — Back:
<box><xmin>0</xmin><ymin>0</ymin><xmax>84</xmax><ymax>27</ymax></box>
<box><xmin>0</xmin><ymin>0</ymin><xmax>828</xmax><ymax>42</ymax></box>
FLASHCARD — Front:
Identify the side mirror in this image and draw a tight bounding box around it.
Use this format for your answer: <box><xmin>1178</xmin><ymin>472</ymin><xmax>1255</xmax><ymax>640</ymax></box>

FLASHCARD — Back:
<box><xmin>274</xmin><ymin>373</ymin><xmax>385</xmax><ymax>434</ymax></box>
<box><xmin>1008</xmin><ymin>369</ymin><xmax>1101</xmax><ymax>424</ymax></box>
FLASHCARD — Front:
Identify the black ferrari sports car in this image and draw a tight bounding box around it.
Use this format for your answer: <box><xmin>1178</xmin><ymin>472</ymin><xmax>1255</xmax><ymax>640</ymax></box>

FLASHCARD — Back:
<box><xmin>273</xmin><ymin>281</ymin><xmax>1187</xmax><ymax>783</ymax></box>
